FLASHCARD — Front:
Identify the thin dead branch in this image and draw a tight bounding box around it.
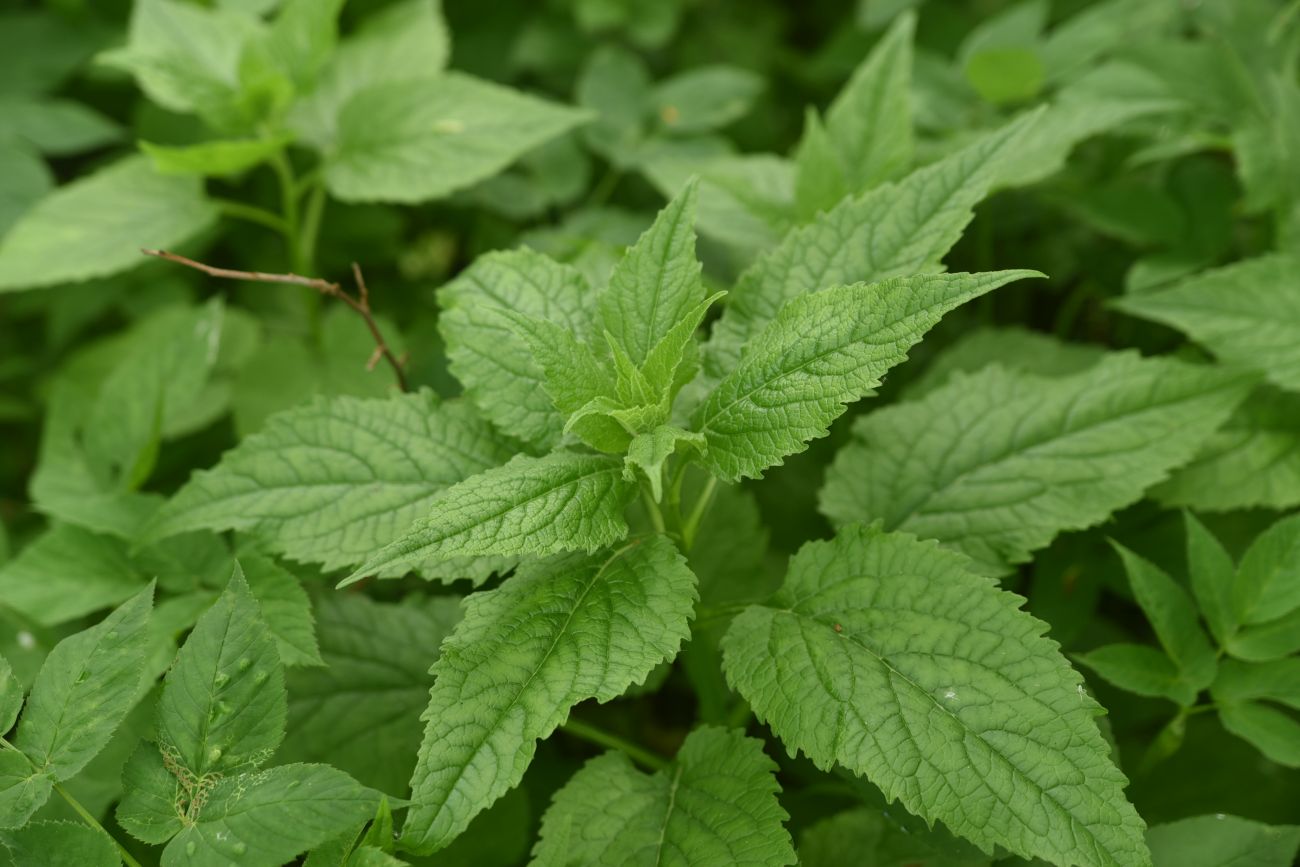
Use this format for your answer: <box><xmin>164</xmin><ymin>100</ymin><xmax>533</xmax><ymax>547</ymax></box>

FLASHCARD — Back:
<box><xmin>143</xmin><ymin>248</ymin><xmax>408</xmax><ymax>392</ymax></box>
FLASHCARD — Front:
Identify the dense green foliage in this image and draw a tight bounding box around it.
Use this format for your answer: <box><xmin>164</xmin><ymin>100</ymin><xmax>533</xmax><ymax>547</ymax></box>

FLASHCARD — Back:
<box><xmin>1</xmin><ymin>0</ymin><xmax>1299</xmax><ymax>865</ymax></box>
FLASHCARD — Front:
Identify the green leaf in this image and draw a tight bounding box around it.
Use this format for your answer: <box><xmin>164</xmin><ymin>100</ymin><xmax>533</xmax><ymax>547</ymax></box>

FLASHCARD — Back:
<box><xmin>0</xmin><ymin>820</ymin><xmax>120</xmax><ymax>867</ymax></box>
<box><xmin>0</xmin><ymin>96</ymin><xmax>121</xmax><ymax>156</ymax></box>
<box><xmin>599</xmin><ymin>179</ymin><xmax>703</xmax><ymax>366</ymax></box>
<box><xmin>99</xmin><ymin>0</ymin><xmax>259</xmax><ymax>130</ymax></box>
<box><xmin>239</xmin><ymin>553</ymin><xmax>321</xmax><ymax>667</ymax></box>
<box><xmin>342</xmin><ymin>452</ymin><xmax>635</xmax><ymax>584</ymax></box>
<box><xmin>532</xmin><ymin>726</ymin><xmax>794</xmax><ymax>867</ymax></box>
<box><xmin>574</xmin><ymin>45</ymin><xmax>651</xmax><ymax>166</ymax></box>
<box><xmin>1154</xmin><ymin>388</ymin><xmax>1300</xmax><ymax>512</ymax></box>
<box><xmin>146</xmin><ymin>393</ymin><xmax>513</xmax><ymax>577</ymax></box>
<box><xmin>823</xmin><ymin>11</ymin><xmax>914</xmax><ymax>191</ymax></box>
<box><xmin>721</xmin><ymin>525</ymin><xmax>1148</xmax><ymax>866</ymax></box>
<box><xmin>0</xmin><ymin>751</ymin><xmax>51</xmax><ymax>830</ymax></box>
<box><xmin>163</xmin><ymin>763</ymin><xmax>381</xmax><ymax>866</ymax></box>
<box><xmin>641</xmin><ymin>151</ymin><xmax>794</xmax><ymax>249</ymax></box>
<box><xmin>1227</xmin><ymin>605</ymin><xmax>1300</xmax><ymax>662</ymax></box>
<box><xmin>140</xmin><ymin>136</ymin><xmax>290</xmax><ymax>176</ymax></box>
<box><xmin>1076</xmin><ymin>643</ymin><xmax>1196</xmax><ymax>705</ymax></box>
<box><xmin>324</xmin><ymin>72</ymin><xmax>589</xmax><ymax>203</ymax></box>
<box><xmin>281</xmin><ymin>594</ymin><xmax>460</xmax><ymax>797</ymax></box>
<box><xmin>694</xmin><ymin>271</ymin><xmax>1038</xmax><ymax>482</ymax></box>
<box><xmin>0</xmin><ymin>656</ymin><xmax>19</xmax><ymax>733</ymax></box>
<box><xmin>1216</xmin><ymin>702</ymin><xmax>1300</xmax><ymax>768</ymax></box>
<box><xmin>0</xmin><ymin>525</ymin><xmax>147</xmax><ymax>627</ymax></box>
<box><xmin>1233</xmin><ymin>513</ymin><xmax>1300</xmax><ymax>627</ymax></box>
<box><xmin>256</xmin><ymin>0</ymin><xmax>345</xmax><ymax>91</ymax></box>
<box><xmin>651</xmin><ymin>66</ymin><xmax>763</xmax><ymax>133</ymax></box>
<box><xmin>905</xmin><ymin>326</ymin><xmax>1105</xmax><ymax>399</ymax></box>
<box><xmin>1114</xmin><ymin>255</ymin><xmax>1300</xmax><ymax>392</ymax></box>
<box><xmin>792</xmin><ymin>110</ymin><xmax>848</xmax><ymax>222</ymax></box>
<box><xmin>14</xmin><ymin>585</ymin><xmax>153</xmax><ymax>780</ymax></box>
<box><xmin>704</xmin><ymin>111</ymin><xmax>1039</xmax><ymax>378</ymax></box>
<box><xmin>0</xmin><ymin>156</ymin><xmax>217</xmax><ymax>291</ymax></box>
<box><xmin>289</xmin><ymin>0</ymin><xmax>450</xmax><ymax>149</ymax></box>
<box><xmin>0</xmin><ymin>143</ymin><xmax>52</xmax><ymax>237</ymax></box>
<box><xmin>624</xmin><ymin>426</ymin><xmax>706</xmax><ymax>501</ymax></box>
<box><xmin>1112</xmin><ymin>543</ymin><xmax>1216</xmax><ymax>696</ymax></box>
<box><xmin>1183</xmin><ymin>511</ymin><xmax>1237</xmax><ymax>646</ymax></box>
<box><xmin>401</xmin><ymin>536</ymin><xmax>696</xmax><ymax>853</ymax></box>
<box><xmin>797</xmin><ymin>807</ymin><xmax>989</xmax><ymax>867</ymax></box>
<box><xmin>821</xmin><ymin>354</ymin><xmax>1255</xmax><ymax>575</ymax></box>
<box><xmin>495</xmin><ymin>310</ymin><xmax>626</xmax><ymax>453</ymax></box>
<box><xmin>439</xmin><ymin>250</ymin><xmax>596</xmax><ymax>448</ymax></box>
<box><xmin>155</xmin><ymin>567</ymin><xmax>285</xmax><ymax>780</ymax></box>
<box><xmin>965</xmin><ymin>48</ymin><xmax>1045</xmax><ymax>104</ymax></box>
<box><xmin>1147</xmin><ymin>815</ymin><xmax>1300</xmax><ymax>867</ymax></box>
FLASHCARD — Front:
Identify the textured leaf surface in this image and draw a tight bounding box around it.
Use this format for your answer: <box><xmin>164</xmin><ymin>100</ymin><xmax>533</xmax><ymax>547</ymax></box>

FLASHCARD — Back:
<box><xmin>162</xmin><ymin>764</ymin><xmax>380</xmax><ymax>867</ymax></box>
<box><xmin>325</xmin><ymin>72</ymin><xmax>588</xmax><ymax>203</ymax></box>
<box><xmin>14</xmin><ymin>586</ymin><xmax>153</xmax><ymax>780</ymax></box>
<box><xmin>531</xmin><ymin>726</ymin><xmax>794</xmax><ymax>867</ymax></box>
<box><xmin>0</xmin><ymin>156</ymin><xmax>217</xmax><ymax>291</ymax></box>
<box><xmin>721</xmin><ymin>525</ymin><xmax>1148</xmax><ymax>866</ymax></box>
<box><xmin>240</xmin><ymin>553</ymin><xmax>322</xmax><ymax>667</ymax></box>
<box><xmin>146</xmin><ymin>393</ymin><xmax>513</xmax><ymax>576</ymax></box>
<box><xmin>282</xmin><ymin>594</ymin><xmax>460</xmax><ymax>797</ymax></box>
<box><xmin>1115</xmin><ymin>255</ymin><xmax>1300</xmax><ymax>391</ymax></box>
<box><xmin>694</xmin><ymin>271</ymin><xmax>1037</xmax><ymax>481</ymax></box>
<box><xmin>344</xmin><ymin>452</ymin><xmax>635</xmax><ymax>584</ymax></box>
<box><xmin>1147</xmin><ymin>815</ymin><xmax>1300</xmax><ymax>867</ymax></box>
<box><xmin>0</xmin><ymin>751</ymin><xmax>51</xmax><ymax>830</ymax></box>
<box><xmin>156</xmin><ymin>569</ymin><xmax>285</xmax><ymax>780</ymax></box>
<box><xmin>704</xmin><ymin>112</ymin><xmax>1036</xmax><ymax>377</ymax></box>
<box><xmin>821</xmin><ymin>354</ymin><xmax>1254</xmax><ymax>575</ymax></box>
<box><xmin>797</xmin><ymin>807</ymin><xmax>989</xmax><ymax>867</ymax></box>
<box><xmin>0</xmin><ymin>657</ymin><xmax>19</xmax><ymax>734</ymax></box>
<box><xmin>402</xmin><ymin>537</ymin><xmax>696</xmax><ymax>852</ymax></box>
<box><xmin>439</xmin><ymin>250</ymin><xmax>595</xmax><ymax>448</ymax></box>
<box><xmin>1233</xmin><ymin>513</ymin><xmax>1300</xmax><ymax>627</ymax></box>
<box><xmin>599</xmin><ymin>179</ymin><xmax>703</xmax><ymax>365</ymax></box>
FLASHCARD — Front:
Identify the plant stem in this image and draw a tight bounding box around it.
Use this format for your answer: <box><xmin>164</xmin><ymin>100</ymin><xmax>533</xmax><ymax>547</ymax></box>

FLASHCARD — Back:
<box><xmin>211</xmin><ymin>198</ymin><xmax>289</xmax><ymax>234</ymax></box>
<box><xmin>54</xmin><ymin>783</ymin><xmax>145</xmax><ymax>867</ymax></box>
<box><xmin>560</xmin><ymin>718</ymin><xmax>668</xmax><ymax>771</ymax></box>
<box><xmin>269</xmin><ymin>150</ymin><xmax>320</xmax><ymax>339</ymax></box>
<box><xmin>298</xmin><ymin>183</ymin><xmax>327</xmax><ymax>275</ymax></box>
<box><xmin>680</xmin><ymin>476</ymin><xmax>718</xmax><ymax>552</ymax></box>
<box><xmin>586</xmin><ymin>166</ymin><xmax>623</xmax><ymax>207</ymax></box>
<box><xmin>641</xmin><ymin>485</ymin><xmax>666</xmax><ymax>535</ymax></box>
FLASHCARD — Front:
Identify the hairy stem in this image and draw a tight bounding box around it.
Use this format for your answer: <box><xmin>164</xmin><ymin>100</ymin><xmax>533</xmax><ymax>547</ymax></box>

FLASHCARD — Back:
<box><xmin>560</xmin><ymin>718</ymin><xmax>668</xmax><ymax>771</ymax></box>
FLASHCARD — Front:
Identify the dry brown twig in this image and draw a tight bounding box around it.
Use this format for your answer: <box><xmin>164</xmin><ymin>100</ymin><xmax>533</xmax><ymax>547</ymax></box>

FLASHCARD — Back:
<box><xmin>142</xmin><ymin>248</ymin><xmax>409</xmax><ymax>392</ymax></box>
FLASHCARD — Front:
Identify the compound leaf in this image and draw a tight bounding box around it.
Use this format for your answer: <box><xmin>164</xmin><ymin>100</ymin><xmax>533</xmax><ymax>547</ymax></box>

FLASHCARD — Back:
<box><xmin>402</xmin><ymin>537</ymin><xmax>696</xmax><ymax>853</ymax></box>
<box><xmin>722</xmin><ymin>525</ymin><xmax>1148</xmax><ymax>866</ymax></box>
<box><xmin>531</xmin><ymin>726</ymin><xmax>794</xmax><ymax>867</ymax></box>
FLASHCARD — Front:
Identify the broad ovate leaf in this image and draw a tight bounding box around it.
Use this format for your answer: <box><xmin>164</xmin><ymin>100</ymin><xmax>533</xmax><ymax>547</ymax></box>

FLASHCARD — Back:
<box><xmin>722</xmin><ymin>525</ymin><xmax>1148</xmax><ymax>866</ymax></box>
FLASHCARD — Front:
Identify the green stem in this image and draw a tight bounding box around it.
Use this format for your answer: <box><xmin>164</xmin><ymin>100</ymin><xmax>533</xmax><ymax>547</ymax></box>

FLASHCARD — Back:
<box><xmin>641</xmin><ymin>485</ymin><xmax>666</xmax><ymax>535</ymax></box>
<box><xmin>298</xmin><ymin>183</ymin><xmax>327</xmax><ymax>275</ymax></box>
<box><xmin>269</xmin><ymin>151</ymin><xmax>321</xmax><ymax>340</ymax></box>
<box><xmin>54</xmin><ymin>783</ymin><xmax>145</xmax><ymax>867</ymax></box>
<box><xmin>211</xmin><ymin>198</ymin><xmax>289</xmax><ymax>234</ymax></box>
<box><xmin>560</xmin><ymin>718</ymin><xmax>668</xmax><ymax>771</ymax></box>
<box><xmin>680</xmin><ymin>476</ymin><xmax>718</xmax><ymax>552</ymax></box>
